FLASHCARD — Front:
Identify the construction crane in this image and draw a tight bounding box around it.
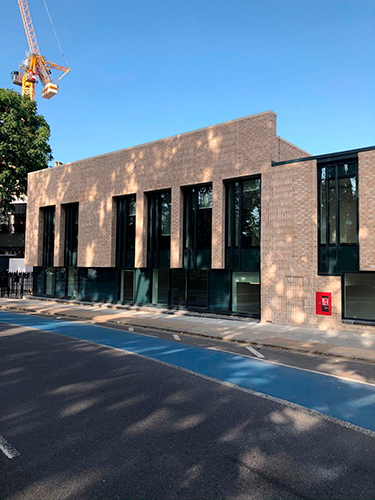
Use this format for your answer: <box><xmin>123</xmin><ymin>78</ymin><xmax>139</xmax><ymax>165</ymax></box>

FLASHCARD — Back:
<box><xmin>11</xmin><ymin>0</ymin><xmax>70</xmax><ymax>101</ymax></box>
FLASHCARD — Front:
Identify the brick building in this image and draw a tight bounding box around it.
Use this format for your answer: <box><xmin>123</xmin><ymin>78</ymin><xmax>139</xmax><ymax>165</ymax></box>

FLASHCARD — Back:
<box><xmin>25</xmin><ymin>111</ymin><xmax>375</xmax><ymax>332</ymax></box>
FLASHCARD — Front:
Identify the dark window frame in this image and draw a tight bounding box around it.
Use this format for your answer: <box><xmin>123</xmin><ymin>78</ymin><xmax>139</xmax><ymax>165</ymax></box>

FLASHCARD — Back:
<box><xmin>341</xmin><ymin>271</ymin><xmax>375</xmax><ymax>325</ymax></box>
<box><xmin>64</xmin><ymin>203</ymin><xmax>79</xmax><ymax>268</ymax></box>
<box><xmin>317</xmin><ymin>159</ymin><xmax>359</xmax><ymax>275</ymax></box>
<box><xmin>182</xmin><ymin>183</ymin><xmax>212</xmax><ymax>270</ymax></box>
<box><xmin>115</xmin><ymin>194</ymin><xmax>136</xmax><ymax>269</ymax></box>
<box><xmin>147</xmin><ymin>189</ymin><xmax>171</xmax><ymax>269</ymax></box>
<box><xmin>42</xmin><ymin>206</ymin><xmax>55</xmax><ymax>267</ymax></box>
<box><xmin>224</xmin><ymin>175</ymin><xmax>261</xmax><ymax>271</ymax></box>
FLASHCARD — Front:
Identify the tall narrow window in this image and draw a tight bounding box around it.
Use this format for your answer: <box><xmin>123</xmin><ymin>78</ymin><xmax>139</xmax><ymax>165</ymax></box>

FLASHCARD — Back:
<box><xmin>64</xmin><ymin>203</ymin><xmax>79</xmax><ymax>268</ymax></box>
<box><xmin>116</xmin><ymin>195</ymin><xmax>136</xmax><ymax>268</ymax></box>
<box><xmin>225</xmin><ymin>177</ymin><xmax>261</xmax><ymax>272</ymax></box>
<box><xmin>42</xmin><ymin>206</ymin><xmax>55</xmax><ymax>267</ymax></box>
<box><xmin>183</xmin><ymin>185</ymin><xmax>212</xmax><ymax>269</ymax></box>
<box><xmin>318</xmin><ymin>160</ymin><xmax>358</xmax><ymax>274</ymax></box>
<box><xmin>147</xmin><ymin>190</ymin><xmax>171</xmax><ymax>268</ymax></box>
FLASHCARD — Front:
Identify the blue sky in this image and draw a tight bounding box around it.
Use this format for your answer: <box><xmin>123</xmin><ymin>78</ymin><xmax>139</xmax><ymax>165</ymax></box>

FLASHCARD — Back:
<box><xmin>1</xmin><ymin>0</ymin><xmax>374</xmax><ymax>164</ymax></box>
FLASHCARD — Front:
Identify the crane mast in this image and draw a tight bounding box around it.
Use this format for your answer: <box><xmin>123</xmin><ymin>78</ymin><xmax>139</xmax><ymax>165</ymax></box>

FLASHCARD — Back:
<box><xmin>11</xmin><ymin>0</ymin><xmax>70</xmax><ymax>101</ymax></box>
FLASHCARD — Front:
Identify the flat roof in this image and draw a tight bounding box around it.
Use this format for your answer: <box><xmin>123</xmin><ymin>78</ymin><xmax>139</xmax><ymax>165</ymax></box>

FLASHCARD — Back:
<box><xmin>59</xmin><ymin>110</ymin><xmax>277</xmax><ymax>168</ymax></box>
<box><xmin>272</xmin><ymin>145</ymin><xmax>375</xmax><ymax>167</ymax></box>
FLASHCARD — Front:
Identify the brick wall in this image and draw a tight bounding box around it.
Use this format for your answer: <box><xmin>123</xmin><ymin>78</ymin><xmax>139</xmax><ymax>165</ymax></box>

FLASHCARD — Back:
<box><xmin>273</xmin><ymin>136</ymin><xmax>310</xmax><ymax>162</ymax></box>
<box><xmin>359</xmin><ymin>150</ymin><xmax>375</xmax><ymax>271</ymax></box>
<box><xmin>25</xmin><ymin>111</ymin><xmax>375</xmax><ymax>333</ymax></box>
<box><xmin>26</xmin><ymin>111</ymin><xmax>278</xmax><ymax>269</ymax></box>
<box><xmin>262</xmin><ymin>156</ymin><xmax>375</xmax><ymax>334</ymax></box>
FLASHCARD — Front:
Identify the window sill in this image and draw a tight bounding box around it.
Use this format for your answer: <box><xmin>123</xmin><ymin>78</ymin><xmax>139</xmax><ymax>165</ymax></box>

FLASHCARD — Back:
<box><xmin>342</xmin><ymin>319</ymin><xmax>375</xmax><ymax>327</ymax></box>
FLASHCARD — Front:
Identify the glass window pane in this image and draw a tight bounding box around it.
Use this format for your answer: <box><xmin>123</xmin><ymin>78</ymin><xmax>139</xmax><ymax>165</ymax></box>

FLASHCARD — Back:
<box><xmin>185</xmin><ymin>193</ymin><xmax>191</xmax><ymax>249</ymax></box>
<box><xmin>242</xmin><ymin>179</ymin><xmax>260</xmax><ymax>248</ymax></box>
<box><xmin>120</xmin><ymin>270</ymin><xmax>134</xmax><ymax>302</ymax></box>
<box><xmin>344</xmin><ymin>273</ymin><xmax>375</xmax><ymax>321</ymax></box>
<box><xmin>127</xmin><ymin>196</ymin><xmax>136</xmax><ymax>251</ymax></box>
<box><xmin>67</xmin><ymin>267</ymin><xmax>78</xmax><ymax>298</ymax></box>
<box><xmin>197</xmin><ymin>186</ymin><xmax>212</xmax><ymax>250</ymax></box>
<box><xmin>65</xmin><ymin>204</ymin><xmax>79</xmax><ymax>268</ymax></box>
<box><xmin>79</xmin><ymin>268</ymin><xmax>117</xmax><ymax>303</ymax></box>
<box><xmin>339</xmin><ymin>177</ymin><xmax>357</xmax><ymax>244</ymax></box>
<box><xmin>159</xmin><ymin>191</ymin><xmax>171</xmax><ymax>252</ymax></box>
<box><xmin>197</xmin><ymin>206</ymin><xmax>211</xmax><ymax>250</ymax></box>
<box><xmin>152</xmin><ymin>268</ymin><xmax>169</xmax><ymax>304</ymax></box>
<box><xmin>235</xmin><ymin>183</ymin><xmax>240</xmax><ymax>247</ymax></box>
<box><xmin>160</xmin><ymin>192</ymin><xmax>171</xmax><ymax>236</ymax></box>
<box><xmin>34</xmin><ymin>267</ymin><xmax>44</xmax><ymax>295</ymax></box>
<box><xmin>128</xmin><ymin>196</ymin><xmax>136</xmax><ymax>216</ymax></box>
<box><xmin>171</xmin><ymin>269</ymin><xmax>186</xmax><ymax>306</ymax></box>
<box><xmin>117</xmin><ymin>196</ymin><xmax>136</xmax><ymax>267</ymax></box>
<box><xmin>329</xmin><ymin>180</ymin><xmax>336</xmax><ymax>244</ymax></box>
<box><xmin>328</xmin><ymin>166</ymin><xmax>335</xmax><ymax>179</ymax></box>
<box><xmin>0</xmin><ymin>211</ymin><xmax>9</xmax><ymax>233</ymax></box>
<box><xmin>198</xmin><ymin>186</ymin><xmax>212</xmax><ymax>208</ymax></box>
<box><xmin>209</xmin><ymin>270</ymin><xmax>230</xmax><ymax>311</ymax></box>
<box><xmin>226</xmin><ymin>184</ymin><xmax>233</xmax><ymax>248</ymax></box>
<box><xmin>43</xmin><ymin>207</ymin><xmax>55</xmax><ymax>267</ymax></box>
<box><xmin>127</xmin><ymin>215</ymin><xmax>136</xmax><ymax>250</ymax></box>
<box><xmin>55</xmin><ymin>268</ymin><xmax>66</xmax><ymax>297</ymax></box>
<box><xmin>320</xmin><ymin>179</ymin><xmax>327</xmax><ymax>244</ymax></box>
<box><xmin>338</xmin><ymin>162</ymin><xmax>357</xmax><ymax>178</ymax></box>
<box><xmin>232</xmin><ymin>272</ymin><xmax>260</xmax><ymax>316</ymax></box>
<box><xmin>187</xmin><ymin>270</ymin><xmax>208</xmax><ymax>309</ymax></box>
<box><xmin>45</xmin><ymin>267</ymin><xmax>55</xmax><ymax>295</ymax></box>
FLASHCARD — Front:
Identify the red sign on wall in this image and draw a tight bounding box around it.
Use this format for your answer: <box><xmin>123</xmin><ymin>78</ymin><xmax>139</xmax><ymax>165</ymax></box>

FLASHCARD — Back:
<box><xmin>316</xmin><ymin>292</ymin><xmax>332</xmax><ymax>316</ymax></box>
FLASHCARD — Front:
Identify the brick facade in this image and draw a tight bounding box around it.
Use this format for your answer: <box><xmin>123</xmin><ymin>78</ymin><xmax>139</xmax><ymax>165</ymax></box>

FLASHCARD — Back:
<box><xmin>25</xmin><ymin>111</ymin><xmax>375</xmax><ymax>333</ymax></box>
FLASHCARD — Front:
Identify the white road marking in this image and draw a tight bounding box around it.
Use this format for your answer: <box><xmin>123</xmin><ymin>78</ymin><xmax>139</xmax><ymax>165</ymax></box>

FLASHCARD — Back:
<box><xmin>93</xmin><ymin>341</ymin><xmax>375</xmax><ymax>439</ymax></box>
<box><xmin>245</xmin><ymin>345</ymin><xmax>265</xmax><ymax>358</ymax></box>
<box><xmin>0</xmin><ymin>435</ymin><xmax>20</xmax><ymax>459</ymax></box>
<box><xmin>173</xmin><ymin>334</ymin><xmax>181</xmax><ymax>341</ymax></box>
<box><xmin>3</xmin><ymin>314</ymin><xmax>375</xmax><ymax>388</ymax></box>
<box><xmin>1</xmin><ymin>318</ymin><xmax>375</xmax><ymax>438</ymax></box>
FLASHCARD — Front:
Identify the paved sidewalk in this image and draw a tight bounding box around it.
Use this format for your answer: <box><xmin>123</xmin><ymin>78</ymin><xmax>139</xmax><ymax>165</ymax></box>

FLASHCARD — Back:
<box><xmin>1</xmin><ymin>297</ymin><xmax>375</xmax><ymax>362</ymax></box>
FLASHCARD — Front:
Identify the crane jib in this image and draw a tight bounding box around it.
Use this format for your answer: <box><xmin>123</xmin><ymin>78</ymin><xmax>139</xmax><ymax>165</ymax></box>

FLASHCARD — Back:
<box><xmin>12</xmin><ymin>0</ymin><xmax>70</xmax><ymax>101</ymax></box>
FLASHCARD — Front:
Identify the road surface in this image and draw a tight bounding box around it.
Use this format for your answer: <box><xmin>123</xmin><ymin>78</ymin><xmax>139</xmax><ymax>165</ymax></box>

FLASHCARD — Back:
<box><xmin>0</xmin><ymin>310</ymin><xmax>374</xmax><ymax>499</ymax></box>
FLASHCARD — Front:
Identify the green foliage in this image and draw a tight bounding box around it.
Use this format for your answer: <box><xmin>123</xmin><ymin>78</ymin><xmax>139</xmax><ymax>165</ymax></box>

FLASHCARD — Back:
<box><xmin>0</xmin><ymin>88</ymin><xmax>52</xmax><ymax>213</ymax></box>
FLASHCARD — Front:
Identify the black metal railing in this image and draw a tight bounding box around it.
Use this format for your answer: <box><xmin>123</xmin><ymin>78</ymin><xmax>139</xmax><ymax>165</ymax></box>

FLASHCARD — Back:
<box><xmin>0</xmin><ymin>271</ymin><xmax>33</xmax><ymax>299</ymax></box>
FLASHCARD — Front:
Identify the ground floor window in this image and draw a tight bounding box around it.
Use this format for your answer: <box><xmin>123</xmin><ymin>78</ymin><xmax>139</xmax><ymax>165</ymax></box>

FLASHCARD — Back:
<box><xmin>120</xmin><ymin>270</ymin><xmax>134</xmax><ymax>302</ymax></box>
<box><xmin>45</xmin><ymin>268</ymin><xmax>55</xmax><ymax>295</ymax></box>
<box><xmin>343</xmin><ymin>273</ymin><xmax>375</xmax><ymax>322</ymax></box>
<box><xmin>187</xmin><ymin>270</ymin><xmax>208</xmax><ymax>309</ymax></box>
<box><xmin>232</xmin><ymin>272</ymin><xmax>260</xmax><ymax>315</ymax></box>
<box><xmin>67</xmin><ymin>268</ymin><xmax>78</xmax><ymax>299</ymax></box>
<box><xmin>152</xmin><ymin>269</ymin><xmax>169</xmax><ymax>305</ymax></box>
<box><xmin>170</xmin><ymin>269</ymin><xmax>186</xmax><ymax>306</ymax></box>
<box><xmin>55</xmin><ymin>268</ymin><xmax>66</xmax><ymax>297</ymax></box>
<box><xmin>33</xmin><ymin>267</ymin><xmax>261</xmax><ymax>318</ymax></box>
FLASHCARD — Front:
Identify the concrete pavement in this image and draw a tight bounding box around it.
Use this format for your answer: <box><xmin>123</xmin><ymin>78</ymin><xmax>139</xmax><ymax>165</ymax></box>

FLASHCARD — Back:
<box><xmin>1</xmin><ymin>297</ymin><xmax>375</xmax><ymax>363</ymax></box>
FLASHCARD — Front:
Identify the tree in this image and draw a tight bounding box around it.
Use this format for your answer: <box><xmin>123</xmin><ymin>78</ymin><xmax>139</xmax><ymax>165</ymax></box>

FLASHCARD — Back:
<box><xmin>0</xmin><ymin>88</ymin><xmax>52</xmax><ymax>213</ymax></box>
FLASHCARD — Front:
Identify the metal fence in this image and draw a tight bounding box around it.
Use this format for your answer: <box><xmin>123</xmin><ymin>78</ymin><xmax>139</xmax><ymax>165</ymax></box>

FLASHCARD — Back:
<box><xmin>0</xmin><ymin>271</ymin><xmax>33</xmax><ymax>299</ymax></box>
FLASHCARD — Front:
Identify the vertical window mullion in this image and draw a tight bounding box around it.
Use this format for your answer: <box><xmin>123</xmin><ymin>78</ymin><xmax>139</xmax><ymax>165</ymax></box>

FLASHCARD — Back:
<box><xmin>155</xmin><ymin>193</ymin><xmax>160</xmax><ymax>267</ymax></box>
<box><xmin>239</xmin><ymin>182</ymin><xmax>243</xmax><ymax>270</ymax></box>
<box><xmin>335</xmin><ymin>164</ymin><xmax>339</xmax><ymax>270</ymax></box>
<box><xmin>116</xmin><ymin>199</ymin><xmax>122</xmax><ymax>267</ymax></box>
<box><xmin>194</xmin><ymin>189</ymin><xmax>198</xmax><ymax>269</ymax></box>
<box><xmin>230</xmin><ymin>183</ymin><xmax>235</xmax><ymax>268</ymax></box>
<box><xmin>123</xmin><ymin>199</ymin><xmax>128</xmax><ymax>268</ymax></box>
<box><xmin>325</xmin><ymin>169</ymin><xmax>329</xmax><ymax>254</ymax></box>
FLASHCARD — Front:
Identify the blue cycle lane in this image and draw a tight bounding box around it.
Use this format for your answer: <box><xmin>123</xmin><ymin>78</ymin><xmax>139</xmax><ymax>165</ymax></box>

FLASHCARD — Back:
<box><xmin>1</xmin><ymin>310</ymin><xmax>375</xmax><ymax>434</ymax></box>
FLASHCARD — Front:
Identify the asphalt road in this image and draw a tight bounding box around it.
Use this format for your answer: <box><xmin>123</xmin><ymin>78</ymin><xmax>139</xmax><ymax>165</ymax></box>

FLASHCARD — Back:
<box><xmin>1</xmin><ymin>316</ymin><xmax>375</xmax><ymax>499</ymax></box>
